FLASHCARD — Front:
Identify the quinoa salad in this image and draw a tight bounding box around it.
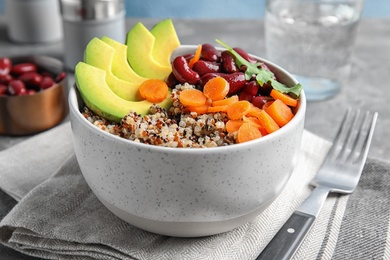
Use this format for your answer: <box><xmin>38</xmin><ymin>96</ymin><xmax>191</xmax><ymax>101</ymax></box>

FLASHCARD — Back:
<box><xmin>83</xmin><ymin>83</ymin><xmax>236</xmax><ymax>148</ymax></box>
<box><xmin>80</xmin><ymin>40</ymin><xmax>302</xmax><ymax>147</ymax></box>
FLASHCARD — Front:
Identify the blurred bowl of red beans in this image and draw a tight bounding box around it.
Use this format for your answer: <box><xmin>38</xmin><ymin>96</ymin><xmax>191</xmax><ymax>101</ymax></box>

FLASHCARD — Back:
<box><xmin>0</xmin><ymin>55</ymin><xmax>68</xmax><ymax>135</ymax></box>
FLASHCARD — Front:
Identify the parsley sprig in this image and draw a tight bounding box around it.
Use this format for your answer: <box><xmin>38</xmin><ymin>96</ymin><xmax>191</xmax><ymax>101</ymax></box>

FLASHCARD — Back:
<box><xmin>216</xmin><ymin>39</ymin><xmax>302</xmax><ymax>98</ymax></box>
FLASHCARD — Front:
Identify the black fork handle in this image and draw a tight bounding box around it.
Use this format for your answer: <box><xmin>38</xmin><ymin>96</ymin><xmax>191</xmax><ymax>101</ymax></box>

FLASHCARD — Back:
<box><xmin>256</xmin><ymin>211</ymin><xmax>315</xmax><ymax>260</ymax></box>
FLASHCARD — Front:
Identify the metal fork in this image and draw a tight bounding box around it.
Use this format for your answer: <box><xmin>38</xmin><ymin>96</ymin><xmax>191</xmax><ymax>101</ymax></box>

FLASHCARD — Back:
<box><xmin>257</xmin><ymin>108</ymin><xmax>378</xmax><ymax>260</ymax></box>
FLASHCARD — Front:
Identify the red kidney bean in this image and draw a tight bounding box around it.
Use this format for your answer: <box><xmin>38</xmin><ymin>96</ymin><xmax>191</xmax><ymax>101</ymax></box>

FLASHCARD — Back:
<box><xmin>199</xmin><ymin>72</ymin><xmax>246</xmax><ymax>95</ymax></box>
<box><xmin>0</xmin><ymin>57</ymin><xmax>12</xmax><ymax>76</ymax></box>
<box><xmin>8</xmin><ymin>80</ymin><xmax>27</xmax><ymax>95</ymax></box>
<box><xmin>221</xmin><ymin>51</ymin><xmax>239</xmax><ymax>73</ymax></box>
<box><xmin>55</xmin><ymin>71</ymin><xmax>67</xmax><ymax>83</ymax></box>
<box><xmin>26</xmin><ymin>89</ymin><xmax>37</xmax><ymax>95</ymax></box>
<box><xmin>192</xmin><ymin>60</ymin><xmax>221</xmax><ymax>76</ymax></box>
<box><xmin>40</xmin><ymin>71</ymin><xmax>54</xmax><ymax>78</ymax></box>
<box><xmin>239</xmin><ymin>82</ymin><xmax>264</xmax><ymax>102</ymax></box>
<box><xmin>40</xmin><ymin>76</ymin><xmax>56</xmax><ymax>90</ymax></box>
<box><xmin>223</xmin><ymin>72</ymin><xmax>247</xmax><ymax>95</ymax></box>
<box><xmin>0</xmin><ymin>74</ymin><xmax>13</xmax><ymax>85</ymax></box>
<box><xmin>11</xmin><ymin>63</ymin><xmax>37</xmax><ymax>75</ymax></box>
<box><xmin>242</xmin><ymin>81</ymin><xmax>259</xmax><ymax>96</ymax></box>
<box><xmin>182</xmin><ymin>53</ymin><xmax>194</xmax><ymax>61</ymax></box>
<box><xmin>258</xmin><ymin>82</ymin><xmax>273</xmax><ymax>96</ymax></box>
<box><xmin>166</xmin><ymin>72</ymin><xmax>179</xmax><ymax>88</ymax></box>
<box><xmin>19</xmin><ymin>72</ymin><xmax>43</xmax><ymax>88</ymax></box>
<box><xmin>239</xmin><ymin>91</ymin><xmax>253</xmax><ymax>102</ymax></box>
<box><xmin>172</xmin><ymin>56</ymin><xmax>200</xmax><ymax>85</ymax></box>
<box><xmin>239</xmin><ymin>65</ymin><xmax>247</xmax><ymax>73</ymax></box>
<box><xmin>233</xmin><ymin>47</ymin><xmax>258</xmax><ymax>63</ymax></box>
<box><xmin>199</xmin><ymin>73</ymin><xmax>219</xmax><ymax>88</ymax></box>
<box><xmin>252</xmin><ymin>96</ymin><xmax>270</xmax><ymax>109</ymax></box>
<box><xmin>0</xmin><ymin>84</ymin><xmax>8</xmax><ymax>95</ymax></box>
<box><xmin>201</xmin><ymin>43</ymin><xmax>220</xmax><ymax>62</ymax></box>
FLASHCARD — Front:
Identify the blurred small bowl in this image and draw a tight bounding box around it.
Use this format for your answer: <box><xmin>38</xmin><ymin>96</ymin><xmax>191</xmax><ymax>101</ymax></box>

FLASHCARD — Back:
<box><xmin>0</xmin><ymin>55</ymin><xmax>68</xmax><ymax>136</ymax></box>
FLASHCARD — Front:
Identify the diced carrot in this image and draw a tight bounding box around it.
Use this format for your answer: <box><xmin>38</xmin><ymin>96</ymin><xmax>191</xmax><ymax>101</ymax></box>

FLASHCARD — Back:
<box><xmin>237</xmin><ymin>122</ymin><xmax>262</xmax><ymax>143</ymax></box>
<box><xmin>203</xmin><ymin>77</ymin><xmax>229</xmax><ymax>101</ymax></box>
<box><xmin>258</xmin><ymin>125</ymin><xmax>269</xmax><ymax>136</ymax></box>
<box><xmin>138</xmin><ymin>79</ymin><xmax>169</xmax><ymax>103</ymax></box>
<box><xmin>246</xmin><ymin>106</ymin><xmax>263</xmax><ymax>119</ymax></box>
<box><xmin>207</xmin><ymin>105</ymin><xmax>229</xmax><ymax>113</ymax></box>
<box><xmin>226</xmin><ymin>120</ymin><xmax>243</xmax><ymax>133</ymax></box>
<box><xmin>188</xmin><ymin>44</ymin><xmax>202</xmax><ymax>69</ymax></box>
<box><xmin>243</xmin><ymin>116</ymin><xmax>268</xmax><ymax>136</ymax></box>
<box><xmin>270</xmin><ymin>89</ymin><xmax>298</xmax><ymax>107</ymax></box>
<box><xmin>227</xmin><ymin>100</ymin><xmax>252</xmax><ymax>120</ymax></box>
<box><xmin>205</xmin><ymin>97</ymin><xmax>213</xmax><ymax>106</ymax></box>
<box><xmin>179</xmin><ymin>89</ymin><xmax>207</xmax><ymax>107</ymax></box>
<box><xmin>243</xmin><ymin>116</ymin><xmax>261</xmax><ymax>128</ymax></box>
<box><xmin>188</xmin><ymin>104</ymin><xmax>209</xmax><ymax>114</ymax></box>
<box><xmin>262</xmin><ymin>100</ymin><xmax>274</xmax><ymax>111</ymax></box>
<box><xmin>265</xmin><ymin>99</ymin><xmax>294</xmax><ymax>127</ymax></box>
<box><xmin>258</xmin><ymin>110</ymin><xmax>280</xmax><ymax>134</ymax></box>
<box><xmin>212</xmin><ymin>95</ymin><xmax>239</xmax><ymax>107</ymax></box>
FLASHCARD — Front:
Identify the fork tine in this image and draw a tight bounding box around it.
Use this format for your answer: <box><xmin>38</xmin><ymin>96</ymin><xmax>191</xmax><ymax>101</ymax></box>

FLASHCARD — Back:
<box><xmin>327</xmin><ymin>108</ymin><xmax>354</xmax><ymax>160</ymax></box>
<box><xmin>346</xmin><ymin>111</ymin><xmax>368</xmax><ymax>162</ymax></box>
<box><xmin>326</xmin><ymin>108</ymin><xmax>378</xmax><ymax>164</ymax></box>
<box><xmin>339</xmin><ymin>109</ymin><xmax>361</xmax><ymax>161</ymax></box>
<box><xmin>349</xmin><ymin>110</ymin><xmax>378</xmax><ymax>167</ymax></box>
<box><xmin>346</xmin><ymin>110</ymin><xmax>367</xmax><ymax>163</ymax></box>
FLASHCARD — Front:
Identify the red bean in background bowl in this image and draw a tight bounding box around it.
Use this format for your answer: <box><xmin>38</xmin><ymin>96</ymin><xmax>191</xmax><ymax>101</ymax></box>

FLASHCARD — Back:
<box><xmin>11</xmin><ymin>62</ymin><xmax>37</xmax><ymax>75</ymax></box>
<box><xmin>0</xmin><ymin>58</ymin><xmax>12</xmax><ymax>76</ymax></box>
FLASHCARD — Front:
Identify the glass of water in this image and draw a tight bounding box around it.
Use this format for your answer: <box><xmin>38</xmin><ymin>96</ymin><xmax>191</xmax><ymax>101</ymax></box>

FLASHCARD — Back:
<box><xmin>264</xmin><ymin>0</ymin><xmax>365</xmax><ymax>101</ymax></box>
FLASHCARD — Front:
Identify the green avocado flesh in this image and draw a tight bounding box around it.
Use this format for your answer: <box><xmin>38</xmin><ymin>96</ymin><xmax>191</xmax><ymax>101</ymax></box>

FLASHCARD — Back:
<box><xmin>100</xmin><ymin>36</ymin><xmax>147</xmax><ymax>84</ymax></box>
<box><xmin>150</xmin><ymin>19</ymin><xmax>180</xmax><ymax>68</ymax></box>
<box><xmin>84</xmin><ymin>37</ymin><xmax>142</xmax><ymax>101</ymax></box>
<box><xmin>75</xmin><ymin>62</ymin><xmax>172</xmax><ymax>123</ymax></box>
<box><xmin>126</xmin><ymin>22</ymin><xmax>172</xmax><ymax>80</ymax></box>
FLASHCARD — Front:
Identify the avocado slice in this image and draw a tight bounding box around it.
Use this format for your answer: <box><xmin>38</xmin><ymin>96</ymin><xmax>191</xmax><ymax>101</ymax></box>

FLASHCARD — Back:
<box><xmin>150</xmin><ymin>19</ymin><xmax>180</xmax><ymax>68</ymax></box>
<box><xmin>101</xmin><ymin>36</ymin><xmax>147</xmax><ymax>84</ymax></box>
<box><xmin>84</xmin><ymin>37</ymin><xmax>142</xmax><ymax>101</ymax></box>
<box><xmin>75</xmin><ymin>62</ymin><xmax>172</xmax><ymax>122</ymax></box>
<box><xmin>126</xmin><ymin>22</ymin><xmax>172</xmax><ymax>81</ymax></box>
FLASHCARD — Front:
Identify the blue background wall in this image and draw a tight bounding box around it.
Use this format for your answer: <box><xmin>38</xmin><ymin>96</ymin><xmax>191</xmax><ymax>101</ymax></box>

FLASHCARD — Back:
<box><xmin>0</xmin><ymin>0</ymin><xmax>389</xmax><ymax>18</ymax></box>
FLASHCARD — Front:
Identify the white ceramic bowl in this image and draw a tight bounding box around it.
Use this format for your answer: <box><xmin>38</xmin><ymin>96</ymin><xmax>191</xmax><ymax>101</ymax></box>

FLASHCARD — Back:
<box><xmin>69</xmin><ymin>45</ymin><xmax>306</xmax><ymax>237</ymax></box>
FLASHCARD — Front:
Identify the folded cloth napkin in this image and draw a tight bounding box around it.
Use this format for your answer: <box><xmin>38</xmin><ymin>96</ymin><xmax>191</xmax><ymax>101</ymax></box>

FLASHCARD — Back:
<box><xmin>0</xmin><ymin>121</ymin><xmax>74</xmax><ymax>201</ymax></box>
<box><xmin>0</xmin><ymin>124</ymin><xmax>389</xmax><ymax>259</ymax></box>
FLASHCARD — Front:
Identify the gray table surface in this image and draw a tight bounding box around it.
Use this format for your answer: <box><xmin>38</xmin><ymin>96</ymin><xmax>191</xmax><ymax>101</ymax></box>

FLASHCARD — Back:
<box><xmin>0</xmin><ymin>17</ymin><xmax>389</xmax><ymax>259</ymax></box>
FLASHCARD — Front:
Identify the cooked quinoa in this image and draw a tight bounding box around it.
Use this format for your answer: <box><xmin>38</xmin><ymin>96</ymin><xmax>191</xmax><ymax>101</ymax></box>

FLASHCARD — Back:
<box><xmin>83</xmin><ymin>83</ymin><xmax>236</xmax><ymax>148</ymax></box>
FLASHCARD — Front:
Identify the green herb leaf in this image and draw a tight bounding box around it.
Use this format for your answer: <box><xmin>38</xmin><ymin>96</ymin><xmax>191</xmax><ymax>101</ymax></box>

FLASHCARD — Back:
<box><xmin>215</xmin><ymin>39</ymin><xmax>302</xmax><ymax>98</ymax></box>
<box><xmin>271</xmin><ymin>80</ymin><xmax>302</xmax><ymax>98</ymax></box>
<box><xmin>216</xmin><ymin>39</ymin><xmax>250</xmax><ymax>68</ymax></box>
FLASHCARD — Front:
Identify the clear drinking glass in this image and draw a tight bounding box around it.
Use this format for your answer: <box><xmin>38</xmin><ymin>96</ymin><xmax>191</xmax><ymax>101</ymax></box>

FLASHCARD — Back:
<box><xmin>265</xmin><ymin>0</ymin><xmax>365</xmax><ymax>101</ymax></box>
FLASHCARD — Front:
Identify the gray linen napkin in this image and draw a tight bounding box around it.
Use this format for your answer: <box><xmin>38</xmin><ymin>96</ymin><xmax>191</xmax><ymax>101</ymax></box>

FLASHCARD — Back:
<box><xmin>0</xmin><ymin>127</ymin><xmax>387</xmax><ymax>259</ymax></box>
<box><xmin>0</xmin><ymin>121</ymin><xmax>74</xmax><ymax>201</ymax></box>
